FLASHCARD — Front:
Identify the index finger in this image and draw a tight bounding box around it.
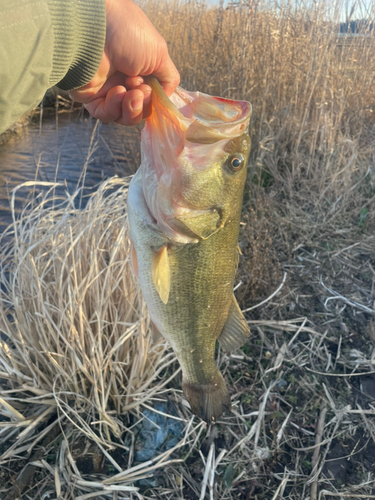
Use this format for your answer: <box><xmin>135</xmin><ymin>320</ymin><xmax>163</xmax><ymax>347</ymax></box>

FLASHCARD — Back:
<box><xmin>152</xmin><ymin>57</ymin><xmax>180</xmax><ymax>97</ymax></box>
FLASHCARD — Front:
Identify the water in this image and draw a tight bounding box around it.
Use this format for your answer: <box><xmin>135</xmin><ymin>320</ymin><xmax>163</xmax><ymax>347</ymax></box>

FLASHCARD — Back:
<box><xmin>0</xmin><ymin>110</ymin><xmax>141</xmax><ymax>235</ymax></box>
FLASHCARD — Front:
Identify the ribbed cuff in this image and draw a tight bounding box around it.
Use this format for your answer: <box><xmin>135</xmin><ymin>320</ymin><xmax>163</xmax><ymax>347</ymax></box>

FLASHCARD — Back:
<box><xmin>47</xmin><ymin>0</ymin><xmax>106</xmax><ymax>91</ymax></box>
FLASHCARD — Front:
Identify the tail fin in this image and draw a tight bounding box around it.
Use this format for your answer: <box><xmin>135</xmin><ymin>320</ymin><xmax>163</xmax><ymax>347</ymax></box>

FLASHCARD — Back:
<box><xmin>182</xmin><ymin>371</ymin><xmax>231</xmax><ymax>423</ymax></box>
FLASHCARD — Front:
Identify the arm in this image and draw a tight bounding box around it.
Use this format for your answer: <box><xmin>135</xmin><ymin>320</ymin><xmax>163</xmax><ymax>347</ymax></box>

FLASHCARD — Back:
<box><xmin>0</xmin><ymin>0</ymin><xmax>179</xmax><ymax>134</ymax></box>
<box><xmin>0</xmin><ymin>0</ymin><xmax>105</xmax><ymax>134</ymax></box>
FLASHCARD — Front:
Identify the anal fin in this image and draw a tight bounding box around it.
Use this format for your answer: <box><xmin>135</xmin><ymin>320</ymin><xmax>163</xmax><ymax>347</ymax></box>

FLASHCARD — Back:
<box><xmin>152</xmin><ymin>245</ymin><xmax>170</xmax><ymax>305</ymax></box>
<box><xmin>218</xmin><ymin>295</ymin><xmax>250</xmax><ymax>352</ymax></box>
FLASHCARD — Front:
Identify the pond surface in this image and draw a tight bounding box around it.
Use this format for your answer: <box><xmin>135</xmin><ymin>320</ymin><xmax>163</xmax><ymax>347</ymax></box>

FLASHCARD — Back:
<box><xmin>0</xmin><ymin>110</ymin><xmax>141</xmax><ymax>235</ymax></box>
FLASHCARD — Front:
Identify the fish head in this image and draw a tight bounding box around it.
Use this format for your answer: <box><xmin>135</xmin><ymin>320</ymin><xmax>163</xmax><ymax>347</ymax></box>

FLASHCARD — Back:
<box><xmin>141</xmin><ymin>78</ymin><xmax>251</xmax><ymax>243</ymax></box>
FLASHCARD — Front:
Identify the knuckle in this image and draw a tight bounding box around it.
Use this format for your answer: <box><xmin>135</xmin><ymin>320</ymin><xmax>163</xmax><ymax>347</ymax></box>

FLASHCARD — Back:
<box><xmin>156</xmin><ymin>36</ymin><xmax>168</xmax><ymax>55</ymax></box>
<box><xmin>174</xmin><ymin>73</ymin><xmax>181</xmax><ymax>87</ymax></box>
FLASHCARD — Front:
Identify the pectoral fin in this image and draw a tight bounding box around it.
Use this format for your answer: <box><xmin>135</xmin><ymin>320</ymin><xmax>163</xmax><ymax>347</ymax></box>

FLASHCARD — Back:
<box><xmin>176</xmin><ymin>210</ymin><xmax>221</xmax><ymax>240</ymax></box>
<box><xmin>152</xmin><ymin>246</ymin><xmax>170</xmax><ymax>304</ymax></box>
<box><xmin>218</xmin><ymin>295</ymin><xmax>250</xmax><ymax>352</ymax></box>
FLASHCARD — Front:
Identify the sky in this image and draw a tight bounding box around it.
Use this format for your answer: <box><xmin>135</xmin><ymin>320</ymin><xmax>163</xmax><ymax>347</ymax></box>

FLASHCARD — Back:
<box><xmin>205</xmin><ymin>0</ymin><xmax>374</xmax><ymax>21</ymax></box>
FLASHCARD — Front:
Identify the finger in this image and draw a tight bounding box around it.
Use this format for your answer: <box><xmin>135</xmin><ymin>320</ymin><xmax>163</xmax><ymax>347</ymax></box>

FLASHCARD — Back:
<box><xmin>125</xmin><ymin>65</ymin><xmax>180</xmax><ymax>97</ymax></box>
<box><xmin>123</xmin><ymin>78</ymin><xmax>152</xmax><ymax>107</ymax></box>
<box><xmin>124</xmin><ymin>76</ymin><xmax>164</xmax><ymax>110</ymax></box>
<box><xmin>152</xmin><ymin>57</ymin><xmax>180</xmax><ymax>97</ymax></box>
<box><xmin>124</xmin><ymin>75</ymin><xmax>169</xmax><ymax>118</ymax></box>
<box><xmin>84</xmin><ymin>85</ymin><xmax>126</xmax><ymax>123</ymax></box>
<box><xmin>115</xmin><ymin>88</ymin><xmax>146</xmax><ymax>126</ymax></box>
<box><xmin>132</xmin><ymin>83</ymin><xmax>152</xmax><ymax>119</ymax></box>
<box><xmin>69</xmin><ymin>72</ymin><xmax>127</xmax><ymax>104</ymax></box>
<box><xmin>123</xmin><ymin>60</ymin><xmax>179</xmax><ymax>98</ymax></box>
<box><xmin>124</xmin><ymin>76</ymin><xmax>145</xmax><ymax>89</ymax></box>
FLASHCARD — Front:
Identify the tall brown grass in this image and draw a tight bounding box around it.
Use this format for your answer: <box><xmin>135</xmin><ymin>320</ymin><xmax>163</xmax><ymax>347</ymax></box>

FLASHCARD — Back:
<box><xmin>141</xmin><ymin>0</ymin><xmax>375</xmax><ymax>224</ymax></box>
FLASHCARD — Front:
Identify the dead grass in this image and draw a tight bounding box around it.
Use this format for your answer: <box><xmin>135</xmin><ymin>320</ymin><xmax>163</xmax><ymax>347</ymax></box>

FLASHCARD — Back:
<box><xmin>0</xmin><ymin>178</ymin><xmax>183</xmax><ymax>498</ymax></box>
<box><xmin>0</xmin><ymin>180</ymin><xmax>374</xmax><ymax>499</ymax></box>
<box><xmin>237</xmin><ymin>189</ymin><xmax>288</xmax><ymax>310</ymax></box>
<box><xmin>141</xmin><ymin>0</ymin><xmax>375</xmax><ymax>229</ymax></box>
<box><xmin>0</xmin><ymin>0</ymin><xmax>375</xmax><ymax>498</ymax></box>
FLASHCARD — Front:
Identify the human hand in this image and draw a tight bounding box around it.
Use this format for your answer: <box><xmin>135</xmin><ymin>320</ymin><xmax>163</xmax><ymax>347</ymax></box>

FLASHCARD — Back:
<box><xmin>69</xmin><ymin>0</ymin><xmax>180</xmax><ymax>125</ymax></box>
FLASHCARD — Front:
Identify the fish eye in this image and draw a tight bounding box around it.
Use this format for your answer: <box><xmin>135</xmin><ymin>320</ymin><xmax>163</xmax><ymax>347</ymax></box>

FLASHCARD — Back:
<box><xmin>227</xmin><ymin>154</ymin><xmax>245</xmax><ymax>172</ymax></box>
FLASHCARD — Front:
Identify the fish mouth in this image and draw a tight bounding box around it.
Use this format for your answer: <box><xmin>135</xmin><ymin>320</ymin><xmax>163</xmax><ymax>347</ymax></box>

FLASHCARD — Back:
<box><xmin>172</xmin><ymin>87</ymin><xmax>252</xmax><ymax>144</ymax></box>
<box><xmin>145</xmin><ymin>76</ymin><xmax>252</xmax><ymax>144</ymax></box>
<box><xmin>140</xmin><ymin>77</ymin><xmax>252</xmax><ymax>243</ymax></box>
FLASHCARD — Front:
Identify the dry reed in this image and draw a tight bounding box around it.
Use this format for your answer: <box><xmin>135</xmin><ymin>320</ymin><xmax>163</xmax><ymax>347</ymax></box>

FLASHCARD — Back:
<box><xmin>0</xmin><ymin>178</ymin><xmax>185</xmax><ymax>497</ymax></box>
<box><xmin>142</xmin><ymin>0</ymin><xmax>375</xmax><ymax>229</ymax></box>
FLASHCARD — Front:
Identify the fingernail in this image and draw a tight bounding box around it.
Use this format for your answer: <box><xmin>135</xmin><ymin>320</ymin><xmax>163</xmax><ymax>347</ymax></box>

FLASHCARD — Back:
<box><xmin>130</xmin><ymin>98</ymin><xmax>143</xmax><ymax>112</ymax></box>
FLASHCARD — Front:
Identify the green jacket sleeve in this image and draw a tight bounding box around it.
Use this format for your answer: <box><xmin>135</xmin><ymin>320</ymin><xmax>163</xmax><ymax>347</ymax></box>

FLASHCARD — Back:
<box><xmin>0</xmin><ymin>0</ymin><xmax>106</xmax><ymax>135</ymax></box>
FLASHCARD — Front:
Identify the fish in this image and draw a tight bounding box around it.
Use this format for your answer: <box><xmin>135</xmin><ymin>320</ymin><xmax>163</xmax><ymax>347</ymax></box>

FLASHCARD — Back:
<box><xmin>127</xmin><ymin>77</ymin><xmax>252</xmax><ymax>423</ymax></box>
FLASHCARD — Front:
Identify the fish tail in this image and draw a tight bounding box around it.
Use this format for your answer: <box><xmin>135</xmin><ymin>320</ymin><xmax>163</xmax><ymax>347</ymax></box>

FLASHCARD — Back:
<box><xmin>182</xmin><ymin>371</ymin><xmax>231</xmax><ymax>423</ymax></box>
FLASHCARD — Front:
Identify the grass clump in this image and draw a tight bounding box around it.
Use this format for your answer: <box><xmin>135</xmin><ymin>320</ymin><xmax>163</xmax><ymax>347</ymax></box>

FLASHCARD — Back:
<box><xmin>0</xmin><ymin>179</ymin><xmax>174</xmax><ymax>419</ymax></box>
<box><xmin>0</xmin><ymin>179</ymin><xmax>187</xmax><ymax>498</ymax></box>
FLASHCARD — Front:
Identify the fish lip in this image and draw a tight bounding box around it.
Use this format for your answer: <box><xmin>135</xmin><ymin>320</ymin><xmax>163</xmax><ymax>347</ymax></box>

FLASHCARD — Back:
<box><xmin>174</xmin><ymin>86</ymin><xmax>252</xmax><ymax>123</ymax></box>
<box><xmin>145</xmin><ymin>76</ymin><xmax>252</xmax><ymax>127</ymax></box>
<box><xmin>172</xmin><ymin>87</ymin><xmax>252</xmax><ymax>144</ymax></box>
<box><xmin>145</xmin><ymin>76</ymin><xmax>252</xmax><ymax>143</ymax></box>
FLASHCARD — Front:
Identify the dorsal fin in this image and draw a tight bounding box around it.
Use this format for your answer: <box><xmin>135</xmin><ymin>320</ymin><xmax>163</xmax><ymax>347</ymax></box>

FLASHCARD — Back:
<box><xmin>218</xmin><ymin>295</ymin><xmax>250</xmax><ymax>352</ymax></box>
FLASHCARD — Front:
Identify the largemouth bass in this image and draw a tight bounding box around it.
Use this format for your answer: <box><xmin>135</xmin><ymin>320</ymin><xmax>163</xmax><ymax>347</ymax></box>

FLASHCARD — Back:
<box><xmin>127</xmin><ymin>77</ymin><xmax>252</xmax><ymax>423</ymax></box>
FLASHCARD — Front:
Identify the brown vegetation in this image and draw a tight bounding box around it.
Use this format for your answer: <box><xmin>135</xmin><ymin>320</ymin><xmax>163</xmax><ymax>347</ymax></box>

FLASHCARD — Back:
<box><xmin>1</xmin><ymin>0</ymin><xmax>375</xmax><ymax>499</ymax></box>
